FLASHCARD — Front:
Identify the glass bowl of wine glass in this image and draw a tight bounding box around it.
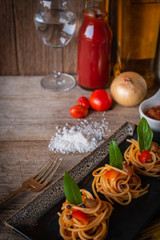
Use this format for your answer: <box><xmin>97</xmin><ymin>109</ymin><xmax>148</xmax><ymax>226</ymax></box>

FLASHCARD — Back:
<box><xmin>34</xmin><ymin>0</ymin><xmax>76</xmax><ymax>92</ymax></box>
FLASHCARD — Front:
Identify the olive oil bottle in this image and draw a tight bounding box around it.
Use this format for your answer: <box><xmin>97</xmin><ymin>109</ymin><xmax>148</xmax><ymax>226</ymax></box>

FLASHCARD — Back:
<box><xmin>114</xmin><ymin>0</ymin><xmax>160</xmax><ymax>88</ymax></box>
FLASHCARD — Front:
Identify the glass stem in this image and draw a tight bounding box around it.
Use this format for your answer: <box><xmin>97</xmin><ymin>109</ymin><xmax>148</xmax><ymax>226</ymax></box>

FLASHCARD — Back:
<box><xmin>53</xmin><ymin>47</ymin><xmax>61</xmax><ymax>78</ymax></box>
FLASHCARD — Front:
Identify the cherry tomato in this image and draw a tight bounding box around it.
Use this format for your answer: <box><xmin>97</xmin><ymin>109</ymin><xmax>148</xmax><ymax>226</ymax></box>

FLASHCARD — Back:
<box><xmin>139</xmin><ymin>150</ymin><xmax>151</xmax><ymax>163</ymax></box>
<box><xmin>77</xmin><ymin>96</ymin><xmax>90</xmax><ymax>109</ymax></box>
<box><xmin>70</xmin><ymin>105</ymin><xmax>88</xmax><ymax>118</ymax></box>
<box><xmin>89</xmin><ymin>89</ymin><xmax>112</xmax><ymax>111</ymax></box>
<box><xmin>72</xmin><ymin>210</ymin><xmax>88</xmax><ymax>224</ymax></box>
<box><xmin>105</xmin><ymin>169</ymin><xmax>119</xmax><ymax>180</ymax></box>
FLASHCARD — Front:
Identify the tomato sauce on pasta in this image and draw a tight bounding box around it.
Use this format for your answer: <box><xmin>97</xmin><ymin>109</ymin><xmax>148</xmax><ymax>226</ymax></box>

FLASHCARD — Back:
<box><xmin>124</xmin><ymin>139</ymin><xmax>160</xmax><ymax>177</ymax></box>
<box><xmin>58</xmin><ymin>189</ymin><xmax>113</xmax><ymax>240</ymax></box>
<box><xmin>92</xmin><ymin>163</ymin><xmax>149</xmax><ymax>205</ymax></box>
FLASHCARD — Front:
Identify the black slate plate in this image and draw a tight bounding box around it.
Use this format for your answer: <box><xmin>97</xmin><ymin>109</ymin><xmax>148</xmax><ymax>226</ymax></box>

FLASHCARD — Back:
<box><xmin>5</xmin><ymin>122</ymin><xmax>160</xmax><ymax>240</ymax></box>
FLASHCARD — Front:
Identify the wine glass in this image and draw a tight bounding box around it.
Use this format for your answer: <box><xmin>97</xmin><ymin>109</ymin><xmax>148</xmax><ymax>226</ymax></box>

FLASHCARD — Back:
<box><xmin>34</xmin><ymin>0</ymin><xmax>76</xmax><ymax>92</ymax></box>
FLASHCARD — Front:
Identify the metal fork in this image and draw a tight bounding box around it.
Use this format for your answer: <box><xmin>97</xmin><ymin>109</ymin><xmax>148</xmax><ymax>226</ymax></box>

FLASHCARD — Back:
<box><xmin>0</xmin><ymin>157</ymin><xmax>62</xmax><ymax>208</ymax></box>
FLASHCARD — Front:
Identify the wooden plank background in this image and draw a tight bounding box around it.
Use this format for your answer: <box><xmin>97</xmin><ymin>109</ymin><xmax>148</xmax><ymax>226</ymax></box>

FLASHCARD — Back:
<box><xmin>0</xmin><ymin>0</ymin><xmax>117</xmax><ymax>76</ymax></box>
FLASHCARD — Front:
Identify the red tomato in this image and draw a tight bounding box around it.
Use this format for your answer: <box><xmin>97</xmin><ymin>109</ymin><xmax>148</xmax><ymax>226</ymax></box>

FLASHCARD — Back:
<box><xmin>72</xmin><ymin>210</ymin><xmax>88</xmax><ymax>224</ymax></box>
<box><xmin>77</xmin><ymin>96</ymin><xmax>90</xmax><ymax>109</ymax></box>
<box><xmin>139</xmin><ymin>150</ymin><xmax>151</xmax><ymax>163</ymax></box>
<box><xmin>89</xmin><ymin>89</ymin><xmax>112</xmax><ymax>111</ymax></box>
<box><xmin>105</xmin><ymin>169</ymin><xmax>119</xmax><ymax>180</ymax></box>
<box><xmin>70</xmin><ymin>105</ymin><xmax>88</xmax><ymax>118</ymax></box>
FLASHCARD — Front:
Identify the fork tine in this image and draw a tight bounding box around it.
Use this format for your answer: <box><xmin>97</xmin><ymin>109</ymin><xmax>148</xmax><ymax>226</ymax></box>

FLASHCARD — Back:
<box><xmin>40</xmin><ymin>157</ymin><xmax>62</xmax><ymax>184</ymax></box>
<box><xmin>33</xmin><ymin>159</ymin><xmax>54</xmax><ymax>181</ymax></box>
<box><xmin>37</xmin><ymin>159</ymin><xmax>57</xmax><ymax>182</ymax></box>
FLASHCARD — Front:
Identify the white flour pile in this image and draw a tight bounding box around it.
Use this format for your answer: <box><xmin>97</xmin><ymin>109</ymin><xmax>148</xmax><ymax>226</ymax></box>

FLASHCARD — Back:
<box><xmin>49</xmin><ymin>118</ymin><xmax>110</xmax><ymax>154</ymax></box>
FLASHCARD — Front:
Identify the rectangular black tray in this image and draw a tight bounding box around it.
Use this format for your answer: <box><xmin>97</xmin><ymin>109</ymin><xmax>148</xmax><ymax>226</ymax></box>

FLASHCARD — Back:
<box><xmin>5</xmin><ymin>122</ymin><xmax>160</xmax><ymax>240</ymax></box>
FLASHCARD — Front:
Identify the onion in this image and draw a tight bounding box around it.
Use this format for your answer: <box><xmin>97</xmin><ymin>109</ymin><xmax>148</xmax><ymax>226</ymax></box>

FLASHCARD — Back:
<box><xmin>110</xmin><ymin>72</ymin><xmax>147</xmax><ymax>107</ymax></box>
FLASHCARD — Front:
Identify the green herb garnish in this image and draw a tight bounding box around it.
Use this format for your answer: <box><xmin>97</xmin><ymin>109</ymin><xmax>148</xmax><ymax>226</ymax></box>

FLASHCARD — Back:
<box><xmin>137</xmin><ymin>117</ymin><xmax>153</xmax><ymax>152</ymax></box>
<box><xmin>109</xmin><ymin>140</ymin><xmax>123</xmax><ymax>169</ymax></box>
<box><xmin>63</xmin><ymin>171</ymin><xmax>82</xmax><ymax>205</ymax></box>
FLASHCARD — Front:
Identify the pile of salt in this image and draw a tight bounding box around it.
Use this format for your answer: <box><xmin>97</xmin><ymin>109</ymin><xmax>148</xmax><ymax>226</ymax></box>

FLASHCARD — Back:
<box><xmin>49</xmin><ymin>118</ymin><xmax>110</xmax><ymax>154</ymax></box>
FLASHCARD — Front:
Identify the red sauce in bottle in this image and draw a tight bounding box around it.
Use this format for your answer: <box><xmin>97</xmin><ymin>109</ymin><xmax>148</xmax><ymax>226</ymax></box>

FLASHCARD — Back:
<box><xmin>77</xmin><ymin>11</ymin><xmax>112</xmax><ymax>90</ymax></box>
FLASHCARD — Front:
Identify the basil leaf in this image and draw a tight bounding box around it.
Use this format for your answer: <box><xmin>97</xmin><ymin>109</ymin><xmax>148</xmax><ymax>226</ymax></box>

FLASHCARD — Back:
<box><xmin>109</xmin><ymin>140</ymin><xmax>123</xmax><ymax>169</ymax></box>
<box><xmin>63</xmin><ymin>171</ymin><xmax>82</xmax><ymax>205</ymax></box>
<box><xmin>137</xmin><ymin>117</ymin><xmax>153</xmax><ymax>152</ymax></box>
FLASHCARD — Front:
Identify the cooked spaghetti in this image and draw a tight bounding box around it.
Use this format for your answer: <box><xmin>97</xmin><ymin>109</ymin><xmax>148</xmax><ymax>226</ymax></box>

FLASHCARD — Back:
<box><xmin>124</xmin><ymin>139</ymin><xmax>160</xmax><ymax>177</ymax></box>
<box><xmin>58</xmin><ymin>189</ymin><xmax>113</xmax><ymax>240</ymax></box>
<box><xmin>92</xmin><ymin>162</ymin><xmax>149</xmax><ymax>205</ymax></box>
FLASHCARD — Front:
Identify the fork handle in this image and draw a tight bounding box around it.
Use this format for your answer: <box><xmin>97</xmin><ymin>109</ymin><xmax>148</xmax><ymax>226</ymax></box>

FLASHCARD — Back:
<box><xmin>0</xmin><ymin>186</ymin><xmax>27</xmax><ymax>209</ymax></box>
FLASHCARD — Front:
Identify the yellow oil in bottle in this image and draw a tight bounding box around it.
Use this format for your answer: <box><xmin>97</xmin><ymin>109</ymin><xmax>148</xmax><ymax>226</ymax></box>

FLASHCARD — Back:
<box><xmin>114</xmin><ymin>0</ymin><xmax>160</xmax><ymax>88</ymax></box>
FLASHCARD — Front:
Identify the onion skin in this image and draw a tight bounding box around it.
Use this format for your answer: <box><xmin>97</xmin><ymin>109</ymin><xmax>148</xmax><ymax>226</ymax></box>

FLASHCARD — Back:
<box><xmin>110</xmin><ymin>72</ymin><xmax>147</xmax><ymax>107</ymax></box>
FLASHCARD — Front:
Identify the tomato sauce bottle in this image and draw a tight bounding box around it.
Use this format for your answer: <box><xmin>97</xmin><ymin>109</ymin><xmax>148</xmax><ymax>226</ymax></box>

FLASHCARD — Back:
<box><xmin>77</xmin><ymin>0</ymin><xmax>112</xmax><ymax>90</ymax></box>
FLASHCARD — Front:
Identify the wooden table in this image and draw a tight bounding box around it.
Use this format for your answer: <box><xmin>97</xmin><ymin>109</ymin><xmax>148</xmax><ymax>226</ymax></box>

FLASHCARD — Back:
<box><xmin>0</xmin><ymin>76</ymin><xmax>159</xmax><ymax>240</ymax></box>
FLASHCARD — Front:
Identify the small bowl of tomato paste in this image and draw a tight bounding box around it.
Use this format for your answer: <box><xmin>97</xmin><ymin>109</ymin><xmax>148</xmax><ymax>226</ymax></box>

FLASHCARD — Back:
<box><xmin>139</xmin><ymin>89</ymin><xmax>160</xmax><ymax>132</ymax></box>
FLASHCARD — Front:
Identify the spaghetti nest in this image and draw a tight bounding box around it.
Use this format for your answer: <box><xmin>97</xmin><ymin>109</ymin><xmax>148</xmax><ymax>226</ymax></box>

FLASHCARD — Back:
<box><xmin>124</xmin><ymin>139</ymin><xmax>160</xmax><ymax>177</ymax></box>
<box><xmin>92</xmin><ymin>163</ymin><xmax>149</xmax><ymax>205</ymax></box>
<box><xmin>58</xmin><ymin>189</ymin><xmax>113</xmax><ymax>240</ymax></box>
